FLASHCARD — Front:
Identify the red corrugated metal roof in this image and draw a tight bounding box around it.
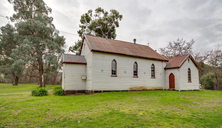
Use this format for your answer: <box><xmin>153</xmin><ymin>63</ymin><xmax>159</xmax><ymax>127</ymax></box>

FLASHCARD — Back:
<box><xmin>80</xmin><ymin>34</ymin><xmax>168</xmax><ymax>61</ymax></box>
<box><xmin>165</xmin><ymin>54</ymin><xmax>201</xmax><ymax>70</ymax></box>
<box><xmin>63</xmin><ymin>54</ymin><xmax>86</xmax><ymax>64</ymax></box>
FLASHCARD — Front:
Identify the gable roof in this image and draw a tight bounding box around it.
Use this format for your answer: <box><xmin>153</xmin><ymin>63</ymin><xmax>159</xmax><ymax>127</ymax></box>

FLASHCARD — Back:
<box><xmin>63</xmin><ymin>54</ymin><xmax>86</xmax><ymax>65</ymax></box>
<box><xmin>165</xmin><ymin>54</ymin><xmax>201</xmax><ymax>70</ymax></box>
<box><xmin>79</xmin><ymin>34</ymin><xmax>168</xmax><ymax>61</ymax></box>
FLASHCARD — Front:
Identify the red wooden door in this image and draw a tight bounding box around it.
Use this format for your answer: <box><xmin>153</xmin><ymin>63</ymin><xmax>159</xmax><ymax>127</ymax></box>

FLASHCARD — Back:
<box><xmin>169</xmin><ymin>73</ymin><xmax>175</xmax><ymax>89</ymax></box>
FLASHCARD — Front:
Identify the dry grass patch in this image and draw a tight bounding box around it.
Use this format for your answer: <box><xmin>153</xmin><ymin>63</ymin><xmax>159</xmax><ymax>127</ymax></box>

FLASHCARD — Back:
<box><xmin>129</xmin><ymin>86</ymin><xmax>148</xmax><ymax>90</ymax></box>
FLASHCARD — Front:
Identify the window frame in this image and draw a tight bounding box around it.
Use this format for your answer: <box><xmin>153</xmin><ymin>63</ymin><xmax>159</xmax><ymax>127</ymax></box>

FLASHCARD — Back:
<box><xmin>133</xmin><ymin>62</ymin><xmax>138</xmax><ymax>78</ymax></box>
<box><xmin>188</xmin><ymin>68</ymin><xmax>191</xmax><ymax>82</ymax></box>
<box><xmin>151</xmin><ymin>64</ymin><xmax>155</xmax><ymax>79</ymax></box>
<box><xmin>111</xmin><ymin>59</ymin><xmax>117</xmax><ymax>77</ymax></box>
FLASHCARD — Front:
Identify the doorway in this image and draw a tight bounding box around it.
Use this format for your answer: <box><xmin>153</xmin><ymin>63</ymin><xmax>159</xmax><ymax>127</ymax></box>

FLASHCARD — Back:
<box><xmin>169</xmin><ymin>73</ymin><xmax>175</xmax><ymax>89</ymax></box>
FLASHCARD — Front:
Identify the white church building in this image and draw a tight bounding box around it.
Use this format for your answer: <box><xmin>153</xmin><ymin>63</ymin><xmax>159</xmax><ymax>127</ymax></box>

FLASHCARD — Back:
<box><xmin>62</xmin><ymin>34</ymin><xmax>201</xmax><ymax>95</ymax></box>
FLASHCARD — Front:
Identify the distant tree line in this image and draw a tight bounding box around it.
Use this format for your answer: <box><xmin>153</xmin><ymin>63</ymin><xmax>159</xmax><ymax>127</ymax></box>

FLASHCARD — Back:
<box><xmin>159</xmin><ymin>39</ymin><xmax>222</xmax><ymax>90</ymax></box>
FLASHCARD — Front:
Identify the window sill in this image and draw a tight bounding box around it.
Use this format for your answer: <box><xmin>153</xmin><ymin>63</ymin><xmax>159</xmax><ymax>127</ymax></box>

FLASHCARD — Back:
<box><xmin>151</xmin><ymin>77</ymin><xmax>156</xmax><ymax>79</ymax></box>
<box><xmin>133</xmin><ymin>76</ymin><xmax>138</xmax><ymax>78</ymax></box>
<box><xmin>188</xmin><ymin>81</ymin><xmax>192</xmax><ymax>83</ymax></box>
<box><xmin>111</xmin><ymin>75</ymin><xmax>117</xmax><ymax>77</ymax></box>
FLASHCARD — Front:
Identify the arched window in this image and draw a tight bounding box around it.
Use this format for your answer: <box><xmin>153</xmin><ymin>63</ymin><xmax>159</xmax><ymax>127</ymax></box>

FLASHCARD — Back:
<box><xmin>133</xmin><ymin>62</ymin><xmax>138</xmax><ymax>77</ymax></box>
<box><xmin>151</xmin><ymin>64</ymin><xmax>155</xmax><ymax>78</ymax></box>
<box><xmin>188</xmin><ymin>68</ymin><xmax>191</xmax><ymax>82</ymax></box>
<box><xmin>111</xmin><ymin>59</ymin><xmax>117</xmax><ymax>77</ymax></box>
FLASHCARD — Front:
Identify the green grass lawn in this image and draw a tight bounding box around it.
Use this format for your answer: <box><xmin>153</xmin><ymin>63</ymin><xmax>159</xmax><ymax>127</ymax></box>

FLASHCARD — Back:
<box><xmin>0</xmin><ymin>83</ymin><xmax>222</xmax><ymax>128</ymax></box>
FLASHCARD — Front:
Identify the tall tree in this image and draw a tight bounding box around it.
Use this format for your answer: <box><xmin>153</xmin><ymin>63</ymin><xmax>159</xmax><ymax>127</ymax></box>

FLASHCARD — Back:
<box><xmin>0</xmin><ymin>24</ymin><xmax>24</xmax><ymax>85</ymax></box>
<box><xmin>159</xmin><ymin>39</ymin><xmax>194</xmax><ymax>58</ymax></box>
<box><xmin>205</xmin><ymin>48</ymin><xmax>222</xmax><ymax>90</ymax></box>
<box><xmin>69</xmin><ymin>7</ymin><xmax>123</xmax><ymax>54</ymax></box>
<box><xmin>8</xmin><ymin>0</ymin><xmax>66</xmax><ymax>87</ymax></box>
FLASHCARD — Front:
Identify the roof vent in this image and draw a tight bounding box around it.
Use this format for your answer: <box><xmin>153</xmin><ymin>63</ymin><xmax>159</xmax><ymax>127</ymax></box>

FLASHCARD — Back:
<box><xmin>133</xmin><ymin>38</ymin><xmax>136</xmax><ymax>45</ymax></box>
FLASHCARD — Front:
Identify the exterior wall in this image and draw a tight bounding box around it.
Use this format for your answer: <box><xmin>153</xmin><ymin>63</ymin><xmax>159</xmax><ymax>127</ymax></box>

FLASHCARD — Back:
<box><xmin>80</xmin><ymin>40</ymin><xmax>92</xmax><ymax>90</ymax></box>
<box><xmin>179</xmin><ymin>59</ymin><xmax>200</xmax><ymax>90</ymax></box>
<box><xmin>165</xmin><ymin>69</ymin><xmax>179</xmax><ymax>90</ymax></box>
<box><xmin>91</xmin><ymin>52</ymin><xmax>165</xmax><ymax>90</ymax></box>
<box><xmin>62</xmin><ymin>64</ymin><xmax>86</xmax><ymax>90</ymax></box>
<box><xmin>165</xmin><ymin>59</ymin><xmax>200</xmax><ymax>91</ymax></box>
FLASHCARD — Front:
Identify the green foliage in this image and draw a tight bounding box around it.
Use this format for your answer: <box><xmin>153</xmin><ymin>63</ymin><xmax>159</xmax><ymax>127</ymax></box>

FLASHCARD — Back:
<box><xmin>7</xmin><ymin>0</ymin><xmax>66</xmax><ymax>87</ymax></box>
<box><xmin>201</xmin><ymin>69</ymin><xmax>222</xmax><ymax>90</ymax></box>
<box><xmin>53</xmin><ymin>86</ymin><xmax>62</xmax><ymax>91</ymax></box>
<box><xmin>53</xmin><ymin>86</ymin><xmax>64</xmax><ymax>96</ymax></box>
<box><xmin>11</xmin><ymin>59</ymin><xmax>25</xmax><ymax>77</ymax></box>
<box><xmin>68</xmin><ymin>40</ymin><xmax>81</xmax><ymax>54</ymax></box>
<box><xmin>78</xmin><ymin>7</ymin><xmax>123</xmax><ymax>39</ymax></box>
<box><xmin>201</xmin><ymin>72</ymin><xmax>215</xmax><ymax>90</ymax></box>
<box><xmin>0</xmin><ymin>24</ymin><xmax>24</xmax><ymax>85</ymax></box>
<box><xmin>53</xmin><ymin>89</ymin><xmax>64</xmax><ymax>96</ymax></box>
<box><xmin>1</xmin><ymin>84</ymin><xmax>222</xmax><ymax>127</ymax></box>
<box><xmin>69</xmin><ymin>7</ymin><xmax>123</xmax><ymax>54</ymax></box>
<box><xmin>32</xmin><ymin>88</ymin><xmax>48</xmax><ymax>96</ymax></box>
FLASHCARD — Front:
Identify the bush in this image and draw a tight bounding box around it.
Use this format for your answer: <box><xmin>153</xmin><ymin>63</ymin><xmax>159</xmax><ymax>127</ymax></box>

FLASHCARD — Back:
<box><xmin>53</xmin><ymin>89</ymin><xmax>64</xmax><ymax>96</ymax></box>
<box><xmin>53</xmin><ymin>86</ymin><xmax>62</xmax><ymax>91</ymax></box>
<box><xmin>53</xmin><ymin>86</ymin><xmax>64</xmax><ymax>96</ymax></box>
<box><xmin>200</xmin><ymin>72</ymin><xmax>215</xmax><ymax>90</ymax></box>
<box><xmin>32</xmin><ymin>88</ymin><xmax>48</xmax><ymax>96</ymax></box>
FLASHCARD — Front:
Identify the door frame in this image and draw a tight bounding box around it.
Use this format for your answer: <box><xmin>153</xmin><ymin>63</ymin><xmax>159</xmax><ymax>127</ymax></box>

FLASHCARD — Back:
<box><xmin>169</xmin><ymin>73</ymin><xmax>175</xmax><ymax>89</ymax></box>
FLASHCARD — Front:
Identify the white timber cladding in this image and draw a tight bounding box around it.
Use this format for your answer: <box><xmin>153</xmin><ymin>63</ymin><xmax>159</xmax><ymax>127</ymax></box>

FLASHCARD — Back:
<box><xmin>179</xmin><ymin>59</ymin><xmax>200</xmax><ymax>90</ymax></box>
<box><xmin>62</xmin><ymin>64</ymin><xmax>86</xmax><ymax>90</ymax></box>
<box><xmin>62</xmin><ymin>64</ymin><xmax>65</xmax><ymax>89</ymax></box>
<box><xmin>165</xmin><ymin>69</ymin><xmax>179</xmax><ymax>90</ymax></box>
<box><xmin>91</xmin><ymin>52</ymin><xmax>165</xmax><ymax>90</ymax></box>
<box><xmin>165</xmin><ymin>59</ymin><xmax>200</xmax><ymax>90</ymax></box>
<box><xmin>81</xmin><ymin>40</ymin><xmax>92</xmax><ymax>90</ymax></box>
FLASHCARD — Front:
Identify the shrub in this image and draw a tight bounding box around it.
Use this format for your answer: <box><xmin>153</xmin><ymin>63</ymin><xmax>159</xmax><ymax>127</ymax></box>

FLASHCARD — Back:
<box><xmin>53</xmin><ymin>86</ymin><xmax>64</xmax><ymax>96</ymax></box>
<box><xmin>200</xmin><ymin>72</ymin><xmax>215</xmax><ymax>90</ymax></box>
<box><xmin>53</xmin><ymin>86</ymin><xmax>62</xmax><ymax>91</ymax></box>
<box><xmin>53</xmin><ymin>89</ymin><xmax>64</xmax><ymax>96</ymax></box>
<box><xmin>32</xmin><ymin>88</ymin><xmax>48</xmax><ymax>96</ymax></box>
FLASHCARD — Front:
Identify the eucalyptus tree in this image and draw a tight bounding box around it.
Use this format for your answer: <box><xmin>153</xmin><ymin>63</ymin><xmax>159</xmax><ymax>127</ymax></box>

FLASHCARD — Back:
<box><xmin>8</xmin><ymin>0</ymin><xmax>66</xmax><ymax>87</ymax></box>
<box><xmin>69</xmin><ymin>7</ymin><xmax>123</xmax><ymax>54</ymax></box>
<box><xmin>0</xmin><ymin>24</ymin><xmax>24</xmax><ymax>85</ymax></box>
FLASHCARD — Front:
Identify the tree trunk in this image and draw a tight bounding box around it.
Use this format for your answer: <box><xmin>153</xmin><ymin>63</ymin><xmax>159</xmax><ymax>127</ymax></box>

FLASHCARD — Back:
<box><xmin>15</xmin><ymin>76</ymin><xmax>19</xmax><ymax>85</ymax></box>
<box><xmin>38</xmin><ymin>59</ymin><xmax>45</xmax><ymax>87</ymax></box>
<box><xmin>12</xmin><ymin>73</ymin><xmax>19</xmax><ymax>86</ymax></box>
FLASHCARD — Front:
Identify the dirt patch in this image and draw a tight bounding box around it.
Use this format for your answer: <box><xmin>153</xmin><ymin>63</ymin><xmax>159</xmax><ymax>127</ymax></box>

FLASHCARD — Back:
<box><xmin>129</xmin><ymin>86</ymin><xmax>163</xmax><ymax>91</ymax></box>
<box><xmin>129</xmin><ymin>86</ymin><xmax>148</xmax><ymax>91</ymax></box>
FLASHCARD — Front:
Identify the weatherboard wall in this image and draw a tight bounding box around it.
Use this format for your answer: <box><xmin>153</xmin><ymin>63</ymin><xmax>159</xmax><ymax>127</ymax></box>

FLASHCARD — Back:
<box><xmin>62</xmin><ymin>63</ymin><xmax>86</xmax><ymax>90</ymax></box>
<box><xmin>81</xmin><ymin>40</ymin><xmax>92</xmax><ymax>90</ymax></box>
<box><xmin>91</xmin><ymin>52</ymin><xmax>165</xmax><ymax>90</ymax></box>
<box><xmin>179</xmin><ymin>59</ymin><xmax>200</xmax><ymax>90</ymax></box>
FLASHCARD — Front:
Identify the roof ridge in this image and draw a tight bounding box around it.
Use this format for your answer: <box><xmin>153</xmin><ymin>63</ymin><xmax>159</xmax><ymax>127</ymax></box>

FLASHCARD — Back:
<box><xmin>84</xmin><ymin>34</ymin><xmax>154</xmax><ymax>48</ymax></box>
